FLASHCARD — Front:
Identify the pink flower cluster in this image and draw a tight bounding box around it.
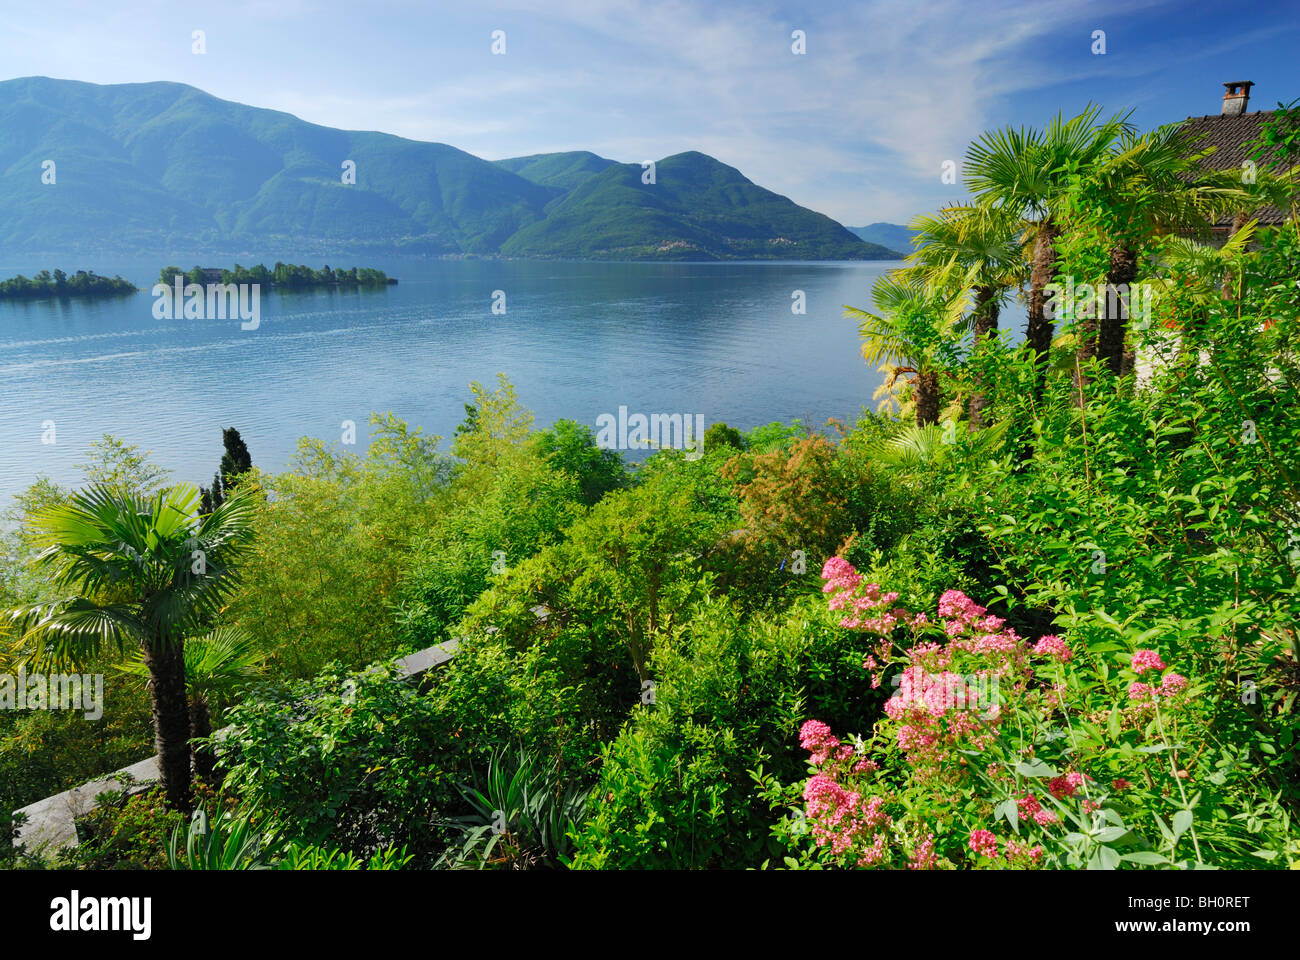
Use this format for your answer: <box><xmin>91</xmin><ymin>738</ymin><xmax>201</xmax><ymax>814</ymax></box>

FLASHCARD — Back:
<box><xmin>1003</xmin><ymin>837</ymin><xmax>1045</xmax><ymax>866</ymax></box>
<box><xmin>1033</xmin><ymin>635</ymin><xmax>1072</xmax><ymax>662</ymax></box>
<box><xmin>853</xmin><ymin>581</ymin><xmax>1038</xmax><ymax>767</ymax></box>
<box><xmin>1014</xmin><ymin>793</ymin><xmax>1059</xmax><ymax>826</ymax></box>
<box><xmin>802</xmin><ymin>772</ymin><xmax>891</xmax><ymax>865</ymax></box>
<box><xmin>1047</xmin><ymin>771</ymin><xmax>1090</xmax><ymax>800</ymax></box>
<box><xmin>799</xmin><ymin>719</ymin><xmax>855</xmax><ymax>766</ymax></box>
<box><xmin>968</xmin><ymin>829</ymin><xmax>999</xmax><ymax>858</ymax></box>
<box><xmin>968</xmin><ymin>828</ymin><xmax>1045</xmax><ymax>867</ymax></box>
<box><xmin>1130</xmin><ymin>649</ymin><xmax>1167</xmax><ymax>673</ymax></box>
<box><xmin>1125</xmin><ymin>650</ymin><xmax>1188</xmax><ymax>705</ymax></box>
<box><xmin>820</xmin><ymin>558</ymin><xmax>907</xmax><ymax>632</ymax></box>
<box><xmin>908</xmin><ymin>834</ymin><xmax>939</xmax><ymax>870</ymax></box>
<box><xmin>798</xmin><ymin>719</ymin><xmax>895</xmax><ymax>866</ymax></box>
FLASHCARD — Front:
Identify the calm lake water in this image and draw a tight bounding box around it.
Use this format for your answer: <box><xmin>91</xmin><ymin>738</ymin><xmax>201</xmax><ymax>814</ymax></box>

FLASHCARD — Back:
<box><xmin>0</xmin><ymin>258</ymin><xmax>904</xmax><ymax>506</ymax></box>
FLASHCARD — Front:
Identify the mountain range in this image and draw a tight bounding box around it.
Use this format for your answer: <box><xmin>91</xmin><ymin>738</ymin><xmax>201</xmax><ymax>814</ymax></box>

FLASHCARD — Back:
<box><xmin>846</xmin><ymin>223</ymin><xmax>918</xmax><ymax>256</ymax></box>
<box><xmin>0</xmin><ymin>77</ymin><xmax>902</xmax><ymax>261</ymax></box>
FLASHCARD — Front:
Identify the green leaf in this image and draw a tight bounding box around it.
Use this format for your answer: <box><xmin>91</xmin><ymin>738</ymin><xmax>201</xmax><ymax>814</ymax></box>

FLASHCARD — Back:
<box><xmin>1016</xmin><ymin>759</ymin><xmax>1057</xmax><ymax>778</ymax></box>
<box><xmin>995</xmin><ymin>798</ymin><xmax>1018</xmax><ymax>825</ymax></box>
<box><xmin>1122</xmin><ymin>851</ymin><xmax>1170</xmax><ymax>865</ymax></box>
<box><xmin>1172</xmin><ymin>809</ymin><xmax>1193</xmax><ymax>840</ymax></box>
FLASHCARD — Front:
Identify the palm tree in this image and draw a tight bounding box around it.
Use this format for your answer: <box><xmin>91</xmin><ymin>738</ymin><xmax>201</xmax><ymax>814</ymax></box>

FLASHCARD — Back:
<box><xmin>1153</xmin><ymin>220</ymin><xmax>1258</xmax><ymax>334</ymax></box>
<box><xmin>905</xmin><ymin>205</ymin><xmax>1027</xmax><ymax>426</ymax></box>
<box><xmin>116</xmin><ymin>626</ymin><xmax>263</xmax><ymax>784</ymax></box>
<box><xmin>965</xmin><ymin>106</ymin><xmax>1133</xmax><ymax>398</ymax></box>
<box><xmin>846</xmin><ymin>264</ymin><xmax>973</xmax><ymax>427</ymax></box>
<box><xmin>1072</xmin><ymin>124</ymin><xmax>1229</xmax><ymax>381</ymax></box>
<box><xmin>1197</xmin><ymin>166</ymin><xmax>1297</xmax><ymax>297</ymax></box>
<box><xmin>7</xmin><ymin>483</ymin><xmax>257</xmax><ymax>811</ymax></box>
<box><xmin>862</xmin><ymin>418</ymin><xmax>1010</xmax><ymax>471</ymax></box>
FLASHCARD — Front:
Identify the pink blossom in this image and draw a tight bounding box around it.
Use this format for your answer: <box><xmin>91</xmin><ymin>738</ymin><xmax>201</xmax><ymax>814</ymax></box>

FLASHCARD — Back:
<box><xmin>1048</xmin><ymin>771</ymin><xmax>1088</xmax><ymax>800</ymax></box>
<box><xmin>937</xmin><ymin>590</ymin><xmax>986</xmax><ymax>621</ymax></box>
<box><xmin>1034</xmin><ymin>635</ymin><xmax>1072</xmax><ymax>662</ymax></box>
<box><xmin>1131</xmin><ymin>649</ymin><xmax>1166</xmax><ymax>673</ymax></box>
<box><xmin>908</xmin><ymin>834</ymin><xmax>939</xmax><ymax>870</ymax></box>
<box><xmin>799</xmin><ymin>720</ymin><xmax>841</xmax><ymax>766</ymax></box>
<box><xmin>820</xmin><ymin>557</ymin><xmax>861</xmax><ymax>594</ymax></box>
<box><xmin>1111</xmin><ymin>778</ymin><xmax>1131</xmax><ymax>791</ymax></box>
<box><xmin>1128</xmin><ymin>681</ymin><xmax>1156</xmax><ymax>702</ymax></box>
<box><xmin>968</xmin><ymin>829</ymin><xmax>999</xmax><ymax>858</ymax></box>
<box><xmin>1161</xmin><ymin>672</ymin><xmax>1188</xmax><ymax>696</ymax></box>
<box><xmin>1004</xmin><ymin>838</ymin><xmax>1045</xmax><ymax>865</ymax></box>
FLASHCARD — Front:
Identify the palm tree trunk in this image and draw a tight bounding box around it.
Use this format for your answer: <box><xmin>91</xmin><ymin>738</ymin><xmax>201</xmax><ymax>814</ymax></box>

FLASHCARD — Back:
<box><xmin>969</xmin><ymin>287</ymin><xmax>999</xmax><ymax>429</ymax></box>
<box><xmin>190</xmin><ymin>694</ymin><xmax>216</xmax><ymax>785</ymax></box>
<box><xmin>914</xmin><ymin>369</ymin><xmax>941</xmax><ymax>427</ymax></box>
<box><xmin>144</xmin><ymin>641</ymin><xmax>192</xmax><ymax>812</ymax></box>
<box><xmin>1100</xmin><ymin>242</ymin><xmax>1137</xmax><ymax>376</ymax></box>
<box><xmin>1027</xmin><ymin>219</ymin><xmax>1060</xmax><ymax>395</ymax></box>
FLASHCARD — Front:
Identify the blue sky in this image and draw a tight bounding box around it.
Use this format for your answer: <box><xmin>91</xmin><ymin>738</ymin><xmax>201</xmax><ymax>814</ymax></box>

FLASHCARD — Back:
<box><xmin>2</xmin><ymin>0</ymin><xmax>1297</xmax><ymax>224</ymax></box>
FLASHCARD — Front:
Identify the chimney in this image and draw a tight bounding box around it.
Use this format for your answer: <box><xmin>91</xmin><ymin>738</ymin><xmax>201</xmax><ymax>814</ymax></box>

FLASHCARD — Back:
<box><xmin>1221</xmin><ymin>81</ymin><xmax>1254</xmax><ymax>115</ymax></box>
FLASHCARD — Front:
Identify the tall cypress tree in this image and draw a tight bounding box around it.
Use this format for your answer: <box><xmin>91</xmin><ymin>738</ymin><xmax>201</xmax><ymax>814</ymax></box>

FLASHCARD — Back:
<box><xmin>219</xmin><ymin>428</ymin><xmax>253</xmax><ymax>490</ymax></box>
<box><xmin>199</xmin><ymin>428</ymin><xmax>252</xmax><ymax>514</ymax></box>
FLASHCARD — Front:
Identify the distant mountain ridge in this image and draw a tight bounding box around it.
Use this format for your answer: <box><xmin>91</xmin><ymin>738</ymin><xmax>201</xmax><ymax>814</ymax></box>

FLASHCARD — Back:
<box><xmin>0</xmin><ymin>77</ymin><xmax>896</xmax><ymax>261</ymax></box>
<box><xmin>846</xmin><ymin>223</ymin><xmax>917</xmax><ymax>258</ymax></box>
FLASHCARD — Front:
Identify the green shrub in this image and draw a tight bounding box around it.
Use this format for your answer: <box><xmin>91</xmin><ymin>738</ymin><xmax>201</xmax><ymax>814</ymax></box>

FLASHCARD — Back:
<box><xmin>570</xmin><ymin>597</ymin><xmax>887</xmax><ymax>868</ymax></box>
<box><xmin>218</xmin><ymin>664</ymin><xmax>459</xmax><ymax>863</ymax></box>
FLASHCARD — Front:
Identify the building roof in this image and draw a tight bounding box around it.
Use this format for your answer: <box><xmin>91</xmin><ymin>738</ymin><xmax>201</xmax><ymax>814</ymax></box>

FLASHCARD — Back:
<box><xmin>1178</xmin><ymin>110</ymin><xmax>1288</xmax><ymax>226</ymax></box>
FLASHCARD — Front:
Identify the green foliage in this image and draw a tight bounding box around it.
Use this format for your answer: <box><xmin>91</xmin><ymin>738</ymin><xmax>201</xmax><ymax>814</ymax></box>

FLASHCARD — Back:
<box><xmin>276</xmin><ymin>841</ymin><xmax>413</xmax><ymax>870</ymax></box>
<box><xmin>226</xmin><ymin>413</ymin><xmax>453</xmax><ymax>676</ymax></box>
<box><xmin>570</xmin><ymin>597</ymin><xmax>887</xmax><ymax>868</ymax></box>
<box><xmin>57</xmin><ymin>786</ymin><xmax>187</xmax><ymax>870</ymax></box>
<box><xmin>534</xmin><ymin>418</ymin><xmax>630</xmax><ymax>505</ymax></box>
<box><xmin>0</xmin><ymin>269</ymin><xmax>135</xmax><ymax>299</ymax></box>
<box><xmin>8</xmin><ymin>482</ymin><xmax>258</xmax><ymax>666</ymax></box>
<box><xmin>395</xmin><ymin>453</ymin><xmax>585</xmax><ymax>648</ymax></box>
<box><xmin>439</xmin><ymin>746</ymin><xmax>590</xmax><ymax>869</ymax></box>
<box><xmin>166</xmin><ymin>805</ymin><xmax>283</xmax><ymax>870</ymax></box>
<box><xmin>217</xmin><ymin>663</ymin><xmax>458</xmax><ymax>863</ymax></box>
<box><xmin>157</xmin><ymin>264</ymin><xmax>390</xmax><ymax>288</ymax></box>
<box><xmin>703</xmin><ymin>422</ymin><xmax>745</xmax><ymax>452</ymax></box>
<box><xmin>1248</xmin><ymin>97</ymin><xmax>1300</xmax><ymax>178</ymax></box>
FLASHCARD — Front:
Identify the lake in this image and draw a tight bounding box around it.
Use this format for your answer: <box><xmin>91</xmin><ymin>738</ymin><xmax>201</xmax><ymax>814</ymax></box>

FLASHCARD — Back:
<box><xmin>0</xmin><ymin>258</ymin><xmax>904</xmax><ymax>506</ymax></box>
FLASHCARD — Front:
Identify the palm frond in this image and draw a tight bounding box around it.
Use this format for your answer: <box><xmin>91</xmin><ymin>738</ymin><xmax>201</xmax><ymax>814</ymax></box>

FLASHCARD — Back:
<box><xmin>116</xmin><ymin>625</ymin><xmax>263</xmax><ymax>697</ymax></box>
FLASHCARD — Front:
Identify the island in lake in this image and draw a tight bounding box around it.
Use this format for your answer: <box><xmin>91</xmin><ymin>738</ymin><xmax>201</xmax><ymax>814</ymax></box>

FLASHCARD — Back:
<box><xmin>0</xmin><ymin>269</ymin><xmax>137</xmax><ymax>299</ymax></box>
<box><xmin>157</xmin><ymin>264</ymin><xmax>396</xmax><ymax>289</ymax></box>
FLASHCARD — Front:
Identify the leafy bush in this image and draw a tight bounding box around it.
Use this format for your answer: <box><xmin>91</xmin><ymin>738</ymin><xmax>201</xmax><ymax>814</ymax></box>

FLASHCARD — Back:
<box><xmin>218</xmin><ymin>664</ymin><xmax>459</xmax><ymax>864</ymax></box>
<box><xmin>570</xmin><ymin>597</ymin><xmax>887</xmax><ymax>868</ymax></box>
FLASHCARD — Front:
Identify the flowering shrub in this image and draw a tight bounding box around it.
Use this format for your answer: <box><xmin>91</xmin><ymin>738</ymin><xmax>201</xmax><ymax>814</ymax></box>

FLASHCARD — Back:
<box><xmin>759</xmin><ymin>557</ymin><xmax>1295</xmax><ymax>870</ymax></box>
